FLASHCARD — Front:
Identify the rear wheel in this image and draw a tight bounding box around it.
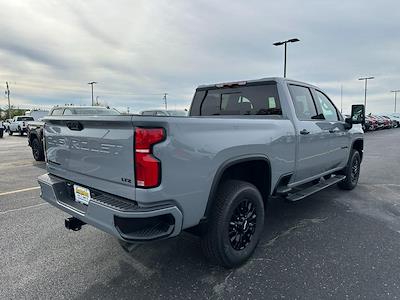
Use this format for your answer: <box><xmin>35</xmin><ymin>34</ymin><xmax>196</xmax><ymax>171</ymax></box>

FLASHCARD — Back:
<box><xmin>31</xmin><ymin>138</ymin><xmax>45</xmax><ymax>161</ymax></box>
<box><xmin>201</xmin><ymin>180</ymin><xmax>265</xmax><ymax>268</ymax></box>
<box><xmin>338</xmin><ymin>150</ymin><xmax>361</xmax><ymax>190</ymax></box>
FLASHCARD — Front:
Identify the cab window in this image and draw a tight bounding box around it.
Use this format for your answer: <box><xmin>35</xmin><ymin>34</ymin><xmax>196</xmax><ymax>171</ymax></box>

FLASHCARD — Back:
<box><xmin>315</xmin><ymin>90</ymin><xmax>339</xmax><ymax>121</ymax></box>
<box><xmin>288</xmin><ymin>85</ymin><xmax>319</xmax><ymax>120</ymax></box>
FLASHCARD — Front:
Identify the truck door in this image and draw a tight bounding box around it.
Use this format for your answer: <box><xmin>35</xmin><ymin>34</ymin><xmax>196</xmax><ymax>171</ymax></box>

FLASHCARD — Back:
<box><xmin>288</xmin><ymin>84</ymin><xmax>334</xmax><ymax>182</ymax></box>
<box><xmin>312</xmin><ymin>89</ymin><xmax>349</xmax><ymax>170</ymax></box>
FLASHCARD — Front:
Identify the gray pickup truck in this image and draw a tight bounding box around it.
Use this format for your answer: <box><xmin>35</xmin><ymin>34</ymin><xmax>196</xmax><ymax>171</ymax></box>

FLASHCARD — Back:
<box><xmin>38</xmin><ymin>77</ymin><xmax>364</xmax><ymax>267</ymax></box>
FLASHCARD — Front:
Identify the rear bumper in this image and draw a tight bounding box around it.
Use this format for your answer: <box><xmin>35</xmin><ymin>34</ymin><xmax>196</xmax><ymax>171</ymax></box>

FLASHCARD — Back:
<box><xmin>38</xmin><ymin>173</ymin><xmax>183</xmax><ymax>241</ymax></box>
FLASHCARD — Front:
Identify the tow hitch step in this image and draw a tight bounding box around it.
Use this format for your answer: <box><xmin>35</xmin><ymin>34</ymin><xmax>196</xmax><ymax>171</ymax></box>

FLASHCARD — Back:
<box><xmin>286</xmin><ymin>175</ymin><xmax>346</xmax><ymax>202</ymax></box>
<box><xmin>65</xmin><ymin>217</ymin><xmax>86</xmax><ymax>231</ymax></box>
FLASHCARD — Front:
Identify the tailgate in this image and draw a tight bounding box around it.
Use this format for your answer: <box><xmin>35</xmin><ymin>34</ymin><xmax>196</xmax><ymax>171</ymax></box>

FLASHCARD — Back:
<box><xmin>44</xmin><ymin>115</ymin><xmax>136</xmax><ymax>199</ymax></box>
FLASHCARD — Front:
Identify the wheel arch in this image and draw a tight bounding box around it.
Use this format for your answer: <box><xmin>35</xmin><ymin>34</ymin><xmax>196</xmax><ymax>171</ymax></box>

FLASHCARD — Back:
<box><xmin>203</xmin><ymin>155</ymin><xmax>271</xmax><ymax>220</ymax></box>
<box><xmin>352</xmin><ymin>138</ymin><xmax>364</xmax><ymax>161</ymax></box>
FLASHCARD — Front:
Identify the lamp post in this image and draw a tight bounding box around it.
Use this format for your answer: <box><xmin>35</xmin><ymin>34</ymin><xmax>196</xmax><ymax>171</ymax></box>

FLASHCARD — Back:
<box><xmin>88</xmin><ymin>81</ymin><xmax>97</xmax><ymax>106</ymax></box>
<box><xmin>358</xmin><ymin>76</ymin><xmax>374</xmax><ymax>112</ymax></box>
<box><xmin>273</xmin><ymin>38</ymin><xmax>300</xmax><ymax>77</ymax></box>
<box><xmin>391</xmin><ymin>90</ymin><xmax>400</xmax><ymax>113</ymax></box>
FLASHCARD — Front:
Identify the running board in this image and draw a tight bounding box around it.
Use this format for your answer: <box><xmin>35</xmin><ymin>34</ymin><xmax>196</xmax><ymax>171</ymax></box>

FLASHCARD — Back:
<box><xmin>285</xmin><ymin>175</ymin><xmax>346</xmax><ymax>202</ymax></box>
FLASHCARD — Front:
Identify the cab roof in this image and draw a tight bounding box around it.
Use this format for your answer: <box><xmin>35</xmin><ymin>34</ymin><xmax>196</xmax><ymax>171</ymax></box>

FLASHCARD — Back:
<box><xmin>196</xmin><ymin>77</ymin><xmax>319</xmax><ymax>90</ymax></box>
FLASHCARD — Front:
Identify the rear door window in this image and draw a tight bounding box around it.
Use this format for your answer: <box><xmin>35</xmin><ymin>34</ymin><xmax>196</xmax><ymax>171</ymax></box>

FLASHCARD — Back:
<box><xmin>200</xmin><ymin>84</ymin><xmax>281</xmax><ymax>116</ymax></box>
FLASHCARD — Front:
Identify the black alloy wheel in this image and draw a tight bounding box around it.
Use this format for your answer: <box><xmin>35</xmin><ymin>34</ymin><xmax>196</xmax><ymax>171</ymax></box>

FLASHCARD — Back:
<box><xmin>229</xmin><ymin>199</ymin><xmax>257</xmax><ymax>251</ymax></box>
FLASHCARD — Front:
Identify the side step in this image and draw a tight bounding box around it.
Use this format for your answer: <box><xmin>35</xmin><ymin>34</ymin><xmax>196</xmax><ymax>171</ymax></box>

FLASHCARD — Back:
<box><xmin>285</xmin><ymin>175</ymin><xmax>345</xmax><ymax>202</ymax></box>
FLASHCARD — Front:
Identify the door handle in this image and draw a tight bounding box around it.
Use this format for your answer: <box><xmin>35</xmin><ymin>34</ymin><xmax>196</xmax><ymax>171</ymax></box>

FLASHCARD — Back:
<box><xmin>300</xmin><ymin>129</ymin><xmax>310</xmax><ymax>135</ymax></box>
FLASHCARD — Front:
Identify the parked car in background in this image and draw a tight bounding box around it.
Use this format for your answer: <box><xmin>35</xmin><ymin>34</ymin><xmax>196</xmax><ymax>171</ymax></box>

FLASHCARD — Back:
<box><xmin>370</xmin><ymin>115</ymin><xmax>385</xmax><ymax>129</ymax></box>
<box><xmin>384</xmin><ymin>116</ymin><xmax>398</xmax><ymax>128</ymax></box>
<box><xmin>140</xmin><ymin>109</ymin><xmax>188</xmax><ymax>116</ymax></box>
<box><xmin>364</xmin><ymin>115</ymin><xmax>378</xmax><ymax>131</ymax></box>
<box><xmin>28</xmin><ymin>106</ymin><xmax>120</xmax><ymax>161</ymax></box>
<box><xmin>380</xmin><ymin>116</ymin><xmax>392</xmax><ymax>129</ymax></box>
<box><xmin>381</xmin><ymin>115</ymin><xmax>399</xmax><ymax>128</ymax></box>
<box><xmin>388</xmin><ymin>113</ymin><xmax>400</xmax><ymax>126</ymax></box>
<box><xmin>8</xmin><ymin>116</ymin><xmax>34</xmax><ymax>135</ymax></box>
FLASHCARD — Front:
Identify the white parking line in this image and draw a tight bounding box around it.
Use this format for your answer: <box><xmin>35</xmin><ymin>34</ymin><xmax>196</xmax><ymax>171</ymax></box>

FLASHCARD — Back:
<box><xmin>0</xmin><ymin>186</ymin><xmax>40</xmax><ymax>197</ymax></box>
<box><xmin>0</xmin><ymin>202</ymin><xmax>48</xmax><ymax>215</ymax></box>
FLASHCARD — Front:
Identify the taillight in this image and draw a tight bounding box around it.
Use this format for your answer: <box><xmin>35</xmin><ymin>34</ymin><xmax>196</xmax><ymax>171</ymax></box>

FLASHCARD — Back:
<box><xmin>135</xmin><ymin>127</ymin><xmax>165</xmax><ymax>188</ymax></box>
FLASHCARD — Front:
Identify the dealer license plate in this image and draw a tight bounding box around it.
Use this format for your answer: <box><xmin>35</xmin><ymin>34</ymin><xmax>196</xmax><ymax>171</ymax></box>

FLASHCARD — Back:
<box><xmin>73</xmin><ymin>185</ymin><xmax>91</xmax><ymax>205</ymax></box>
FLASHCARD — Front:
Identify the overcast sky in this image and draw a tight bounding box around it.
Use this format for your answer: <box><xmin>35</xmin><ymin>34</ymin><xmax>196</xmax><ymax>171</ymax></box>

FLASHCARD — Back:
<box><xmin>0</xmin><ymin>0</ymin><xmax>399</xmax><ymax>114</ymax></box>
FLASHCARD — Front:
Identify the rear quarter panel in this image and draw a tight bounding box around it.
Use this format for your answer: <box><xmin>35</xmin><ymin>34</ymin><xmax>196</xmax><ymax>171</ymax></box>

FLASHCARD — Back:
<box><xmin>135</xmin><ymin>116</ymin><xmax>296</xmax><ymax>228</ymax></box>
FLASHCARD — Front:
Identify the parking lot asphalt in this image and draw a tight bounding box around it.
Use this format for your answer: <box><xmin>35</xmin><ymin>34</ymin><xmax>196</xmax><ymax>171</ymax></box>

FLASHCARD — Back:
<box><xmin>1</xmin><ymin>130</ymin><xmax>400</xmax><ymax>299</ymax></box>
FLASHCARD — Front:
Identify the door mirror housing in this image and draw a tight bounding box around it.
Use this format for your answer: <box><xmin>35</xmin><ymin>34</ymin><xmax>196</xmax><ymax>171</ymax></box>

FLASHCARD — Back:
<box><xmin>345</xmin><ymin>104</ymin><xmax>365</xmax><ymax>129</ymax></box>
<box><xmin>351</xmin><ymin>104</ymin><xmax>365</xmax><ymax>124</ymax></box>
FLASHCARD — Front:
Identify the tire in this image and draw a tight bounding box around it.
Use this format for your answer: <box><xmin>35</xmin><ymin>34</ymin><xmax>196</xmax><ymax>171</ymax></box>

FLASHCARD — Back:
<box><xmin>8</xmin><ymin>130</ymin><xmax>13</xmax><ymax>136</ymax></box>
<box><xmin>31</xmin><ymin>138</ymin><xmax>45</xmax><ymax>161</ymax></box>
<box><xmin>0</xmin><ymin>130</ymin><xmax>3</xmax><ymax>138</ymax></box>
<box><xmin>338</xmin><ymin>150</ymin><xmax>361</xmax><ymax>190</ymax></box>
<box><xmin>201</xmin><ymin>180</ymin><xmax>265</xmax><ymax>268</ymax></box>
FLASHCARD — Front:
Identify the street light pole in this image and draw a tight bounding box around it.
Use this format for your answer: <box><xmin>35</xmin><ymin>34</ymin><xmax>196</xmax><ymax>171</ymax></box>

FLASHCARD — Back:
<box><xmin>340</xmin><ymin>84</ymin><xmax>343</xmax><ymax>113</ymax></box>
<box><xmin>5</xmin><ymin>81</ymin><xmax>10</xmax><ymax>119</ymax></box>
<box><xmin>358</xmin><ymin>76</ymin><xmax>374</xmax><ymax>112</ymax></box>
<box><xmin>273</xmin><ymin>38</ymin><xmax>300</xmax><ymax>78</ymax></box>
<box><xmin>391</xmin><ymin>90</ymin><xmax>400</xmax><ymax>113</ymax></box>
<box><xmin>163</xmin><ymin>93</ymin><xmax>168</xmax><ymax>110</ymax></box>
<box><xmin>88</xmin><ymin>81</ymin><xmax>97</xmax><ymax>106</ymax></box>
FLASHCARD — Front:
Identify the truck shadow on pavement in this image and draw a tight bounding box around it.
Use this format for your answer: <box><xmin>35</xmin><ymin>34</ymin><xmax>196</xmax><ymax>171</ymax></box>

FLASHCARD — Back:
<box><xmin>77</xmin><ymin>190</ymin><xmax>339</xmax><ymax>299</ymax></box>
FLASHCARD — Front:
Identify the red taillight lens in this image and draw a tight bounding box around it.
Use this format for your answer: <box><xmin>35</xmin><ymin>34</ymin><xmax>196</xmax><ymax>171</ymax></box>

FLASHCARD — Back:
<box><xmin>135</xmin><ymin>127</ymin><xmax>165</xmax><ymax>188</ymax></box>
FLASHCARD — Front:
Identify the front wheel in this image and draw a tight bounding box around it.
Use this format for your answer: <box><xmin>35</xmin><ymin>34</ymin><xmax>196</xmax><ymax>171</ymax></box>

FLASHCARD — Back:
<box><xmin>8</xmin><ymin>130</ymin><xmax>13</xmax><ymax>136</ymax></box>
<box><xmin>338</xmin><ymin>150</ymin><xmax>361</xmax><ymax>190</ymax></box>
<box><xmin>201</xmin><ymin>180</ymin><xmax>265</xmax><ymax>268</ymax></box>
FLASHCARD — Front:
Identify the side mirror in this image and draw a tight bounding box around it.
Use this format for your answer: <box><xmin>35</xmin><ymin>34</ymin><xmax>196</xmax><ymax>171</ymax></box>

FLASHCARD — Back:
<box><xmin>345</xmin><ymin>104</ymin><xmax>365</xmax><ymax>129</ymax></box>
<box><xmin>351</xmin><ymin>104</ymin><xmax>365</xmax><ymax>124</ymax></box>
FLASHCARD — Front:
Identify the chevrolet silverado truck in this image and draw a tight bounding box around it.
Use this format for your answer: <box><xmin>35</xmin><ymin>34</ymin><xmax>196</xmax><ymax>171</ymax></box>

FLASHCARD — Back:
<box><xmin>8</xmin><ymin>116</ymin><xmax>34</xmax><ymax>135</ymax></box>
<box><xmin>38</xmin><ymin>77</ymin><xmax>365</xmax><ymax>268</ymax></box>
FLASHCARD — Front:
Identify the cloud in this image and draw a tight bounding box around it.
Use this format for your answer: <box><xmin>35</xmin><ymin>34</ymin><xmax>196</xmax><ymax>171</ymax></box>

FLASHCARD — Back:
<box><xmin>0</xmin><ymin>0</ymin><xmax>399</xmax><ymax>114</ymax></box>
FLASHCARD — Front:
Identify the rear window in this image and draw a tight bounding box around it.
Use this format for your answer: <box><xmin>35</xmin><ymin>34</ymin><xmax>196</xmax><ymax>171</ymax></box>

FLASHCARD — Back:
<box><xmin>199</xmin><ymin>84</ymin><xmax>281</xmax><ymax>116</ymax></box>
